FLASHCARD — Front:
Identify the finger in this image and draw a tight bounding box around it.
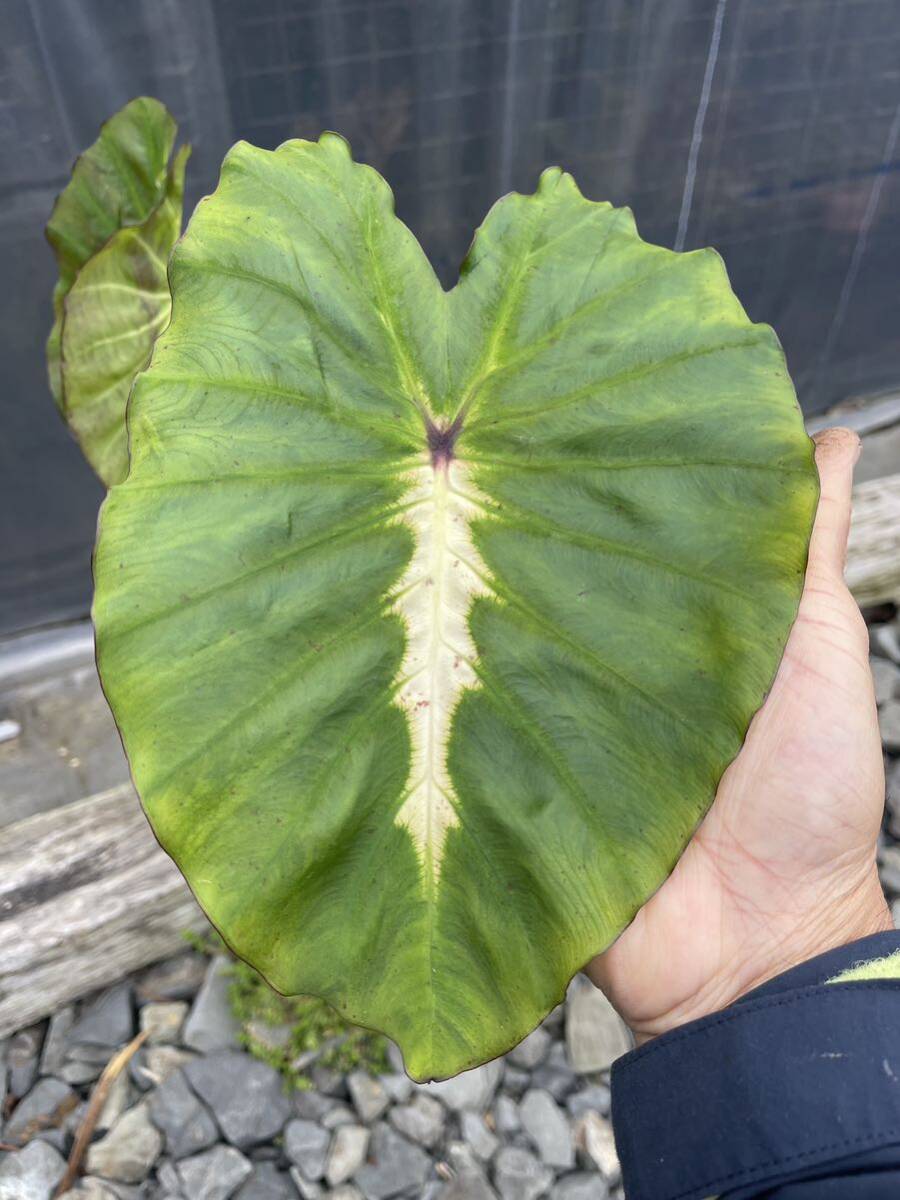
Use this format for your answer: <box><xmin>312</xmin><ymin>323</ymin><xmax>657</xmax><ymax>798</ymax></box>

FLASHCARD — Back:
<box><xmin>807</xmin><ymin>427</ymin><xmax>860</xmax><ymax>581</ymax></box>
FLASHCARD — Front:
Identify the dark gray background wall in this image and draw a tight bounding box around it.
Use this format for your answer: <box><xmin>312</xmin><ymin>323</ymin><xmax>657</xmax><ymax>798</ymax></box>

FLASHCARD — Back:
<box><xmin>2</xmin><ymin>0</ymin><xmax>899</xmax><ymax>635</ymax></box>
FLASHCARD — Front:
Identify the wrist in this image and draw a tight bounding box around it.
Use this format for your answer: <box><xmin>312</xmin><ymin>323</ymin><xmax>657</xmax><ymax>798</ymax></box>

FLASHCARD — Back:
<box><xmin>630</xmin><ymin>867</ymin><xmax>892</xmax><ymax>1044</ymax></box>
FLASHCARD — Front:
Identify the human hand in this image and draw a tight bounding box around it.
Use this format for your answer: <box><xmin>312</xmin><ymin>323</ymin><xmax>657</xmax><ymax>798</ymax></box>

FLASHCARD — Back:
<box><xmin>588</xmin><ymin>427</ymin><xmax>892</xmax><ymax>1042</ymax></box>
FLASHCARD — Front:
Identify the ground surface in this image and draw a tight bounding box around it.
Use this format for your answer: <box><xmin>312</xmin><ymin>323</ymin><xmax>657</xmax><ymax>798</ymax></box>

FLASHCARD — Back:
<box><xmin>0</xmin><ymin>944</ymin><xmax>628</xmax><ymax>1199</ymax></box>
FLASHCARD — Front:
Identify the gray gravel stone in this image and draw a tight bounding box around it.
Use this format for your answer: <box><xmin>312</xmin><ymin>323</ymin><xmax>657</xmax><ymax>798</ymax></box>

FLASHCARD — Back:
<box><xmin>184</xmin><ymin>1052</ymin><xmax>291</xmax><ymax>1149</ymax></box>
<box><xmin>461</xmin><ymin>1112</ymin><xmax>499</xmax><ymax>1161</ymax></box>
<box><xmin>149</xmin><ymin>1069</ymin><xmax>219</xmax><ymax>1159</ymax></box>
<box><xmin>447</xmin><ymin>1141</ymin><xmax>488</xmax><ymax>1183</ymax></box>
<box><xmin>873</xmin><ymin>657</ymin><xmax>900</xmax><ymax>705</ymax></box>
<box><xmin>250</xmin><ymin>1144</ymin><xmax>281</xmax><ymax>1162</ymax></box>
<box><xmin>96</xmin><ymin>1070</ymin><xmax>133</xmax><ymax>1134</ymax></box>
<box><xmin>60</xmin><ymin>1058</ymin><xmax>105</xmax><ymax>1085</ymax></box>
<box><xmin>420</xmin><ymin>1060</ymin><xmax>503</xmax><ymax>1112</ymax></box>
<box><xmin>492</xmin><ymin>1146</ymin><xmax>553</xmax><ymax>1200</ymax></box>
<box><xmin>182</xmin><ymin>957</ymin><xmax>240</xmax><ymax>1053</ymax></box>
<box><xmin>574</xmin><ymin>1113</ymin><xmax>620</xmax><ymax>1185</ymax></box>
<box><xmin>323</xmin><ymin>1102</ymin><xmax>357</xmax><ymax>1129</ymax></box>
<box><xmin>292</xmin><ymin>1090</ymin><xmax>334</xmax><ymax>1121</ymax></box>
<box><xmin>233</xmin><ymin>1162</ymin><xmax>296</xmax><ymax>1199</ymax></box>
<box><xmin>178</xmin><ymin>1144</ymin><xmax>253</xmax><ymax>1200</ymax></box>
<box><xmin>379</xmin><ymin>1073</ymin><xmax>413</xmax><ymax>1104</ymax></box>
<box><xmin>501</xmin><ymin>1065</ymin><xmax>530</xmax><ymax>1097</ymax></box>
<box><xmin>530</xmin><ymin>1043</ymin><xmax>578</xmax><ymax>1103</ymax></box>
<box><xmin>40</xmin><ymin>1006</ymin><xmax>75</xmax><ymax>1076</ymax></box>
<box><xmin>67</xmin><ymin>1043</ymin><xmax>113</xmax><ymax>1065</ymax></box>
<box><xmin>140</xmin><ymin>1003</ymin><xmax>188</xmax><ymax>1047</ymax></box>
<box><xmin>520</xmin><ymin>1089</ymin><xmax>575</xmax><ymax>1170</ymax></box>
<box><xmin>156</xmin><ymin>1159</ymin><xmax>183</xmax><ymax>1194</ymax></box>
<box><xmin>328</xmin><ymin>1189</ymin><xmax>364</xmax><ymax>1200</ymax></box>
<box><xmin>69</xmin><ymin>984</ymin><xmax>133</xmax><ymax>1048</ymax></box>
<box><xmin>888</xmin><ymin>757</ymin><xmax>900</xmax><ymax>806</ymax></box>
<box><xmin>442</xmin><ymin>1178</ymin><xmax>500</xmax><ymax>1200</ymax></box>
<box><xmin>61</xmin><ymin>1179</ymin><xmax>144</xmax><ymax>1200</ymax></box>
<box><xmin>90</xmin><ymin>1176</ymin><xmax>153</xmax><ymax>1198</ymax></box>
<box><xmin>86</xmin><ymin>1102</ymin><xmax>163</xmax><ymax>1183</ymax></box>
<box><xmin>136</xmin><ymin>952</ymin><xmax>208</xmax><ymax>1003</ymax></box>
<box><xmin>58</xmin><ymin>1179</ymin><xmax>121</xmax><ymax>1199</ymax></box>
<box><xmin>3</xmin><ymin>1076</ymin><xmax>75</xmax><ymax>1145</ymax></box>
<box><xmin>385</xmin><ymin>1043</ymin><xmax>405</xmax><ymax>1074</ymax></box>
<box><xmin>326</xmin><ymin>1123</ymin><xmax>370</xmax><ymax>1187</ymax></box>
<box><xmin>132</xmin><ymin>1045</ymin><xmax>196</xmax><ymax>1091</ymax></box>
<box><xmin>878</xmin><ymin>844</ymin><xmax>900</xmax><ymax>894</ymax></box>
<box><xmin>389</xmin><ymin>1094</ymin><xmax>445</xmax><ymax>1147</ymax></box>
<box><xmin>552</xmin><ymin>1172</ymin><xmax>609</xmax><ymax>1200</ymax></box>
<box><xmin>311</xmin><ymin>1065</ymin><xmax>346</xmax><ymax>1096</ymax></box>
<box><xmin>565</xmin><ymin>1084</ymin><xmax>611</xmax><ymax>1120</ymax></box>
<box><xmin>565</xmin><ymin>978</ymin><xmax>631</xmax><ymax>1074</ymax></box>
<box><xmin>283</xmin><ymin>1119</ymin><xmax>330</xmax><ymax>1180</ymax></box>
<box><xmin>0</xmin><ymin>1138</ymin><xmax>66</xmax><ymax>1200</ymax></box>
<box><xmin>493</xmin><ymin>1096</ymin><xmax>520</xmax><ymax>1136</ymax></box>
<box><xmin>8</xmin><ymin>1023</ymin><xmax>45</xmax><ymax>1097</ymax></box>
<box><xmin>61</xmin><ymin>1181</ymin><xmax>118</xmax><ymax>1200</ymax></box>
<box><xmin>543</xmin><ymin>1005</ymin><xmax>566</xmax><ymax>1034</ymax></box>
<box><xmin>288</xmin><ymin>1168</ymin><xmax>323</xmax><ymax>1199</ymax></box>
<box><xmin>872</xmin><ymin>623</ymin><xmax>900</xmax><ymax>664</ymax></box>
<box><xmin>507</xmin><ymin>1028</ymin><xmax>551</xmax><ymax>1070</ymax></box>
<box><xmin>879</xmin><ymin>700</ymin><xmax>900</xmax><ymax>752</ymax></box>
<box><xmin>354</xmin><ymin>1123</ymin><xmax>431</xmax><ymax>1199</ymax></box>
<box><xmin>347</xmin><ymin>1070</ymin><xmax>390</xmax><ymax>1123</ymax></box>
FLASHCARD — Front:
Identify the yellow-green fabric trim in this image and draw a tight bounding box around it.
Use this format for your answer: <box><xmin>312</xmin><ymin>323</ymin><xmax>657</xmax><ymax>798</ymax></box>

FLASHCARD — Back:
<box><xmin>827</xmin><ymin>948</ymin><xmax>900</xmax><ymax>984</ymax></box>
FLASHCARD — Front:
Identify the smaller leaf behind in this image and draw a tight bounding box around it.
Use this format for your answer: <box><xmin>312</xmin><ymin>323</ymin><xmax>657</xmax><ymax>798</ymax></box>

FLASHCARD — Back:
<box><xmin>46</xmin><ymin>96</ymin><xmax>177</xmax><ymax>410</ymax></box>
<box><xmin>60</xmin><ymin>144</ymin><xmax>190</xmax><ymax>485</ymax></box>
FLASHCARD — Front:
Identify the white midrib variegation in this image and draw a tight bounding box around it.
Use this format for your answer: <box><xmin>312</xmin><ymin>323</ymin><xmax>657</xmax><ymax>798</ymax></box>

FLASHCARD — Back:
<box><xmin>391</xmin><ymin>455</ymin><xmax>495</xmax><ymax>882</ymax></box>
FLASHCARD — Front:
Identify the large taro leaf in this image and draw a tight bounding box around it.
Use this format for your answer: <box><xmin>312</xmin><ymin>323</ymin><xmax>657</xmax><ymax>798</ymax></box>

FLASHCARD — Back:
<box><xmin>93</xmin><ymin>133</ymin><xmax>818</xmax><ymax>1081</ymax></box>
<box><xmin>46</xmin><ymin>96</ymin><xmax>177</xmax><ymax>416</ymax></box>
<box><xmin>60</xmin><ymin>144</ymin><xmax>190</xmax><ymax>486</ymax></box>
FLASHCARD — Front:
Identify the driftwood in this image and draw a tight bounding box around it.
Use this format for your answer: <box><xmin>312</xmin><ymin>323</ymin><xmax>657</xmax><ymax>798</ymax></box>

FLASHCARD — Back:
<box><xmin>0</xmin><ymin>783</ymin><xmax>206</xmax><ymax>1039</ymax></box>
<box><xmin>847</xmin><ymin>473</ymin><xmax>900</xmax><ymax>607</ymax></box>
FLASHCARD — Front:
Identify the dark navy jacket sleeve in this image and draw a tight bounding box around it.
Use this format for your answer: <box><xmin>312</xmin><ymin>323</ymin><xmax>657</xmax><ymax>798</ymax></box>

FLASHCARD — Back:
<box><xmin>610</xmin><ymin>931</ymin><xmax>900</xmax><ymax>1200</ymax></box>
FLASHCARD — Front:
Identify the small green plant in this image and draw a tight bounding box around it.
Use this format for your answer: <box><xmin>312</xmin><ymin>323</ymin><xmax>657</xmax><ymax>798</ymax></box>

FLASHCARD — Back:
<box><xmin>229</xmin><ymin>956</ymin><xmax>390</xmax><ymax>1089</ymax></box>
<box><xmin>183</xmin><ymin>930</ymin><xmax>389</xmax><ymax>1087</ymax></box>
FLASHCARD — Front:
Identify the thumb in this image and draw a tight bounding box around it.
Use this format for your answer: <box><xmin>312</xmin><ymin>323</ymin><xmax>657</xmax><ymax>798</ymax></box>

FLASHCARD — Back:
<box><xmin>807</xmin><ymin>427</ymin><xmax>860</xmax><ymax>584</ymax></box>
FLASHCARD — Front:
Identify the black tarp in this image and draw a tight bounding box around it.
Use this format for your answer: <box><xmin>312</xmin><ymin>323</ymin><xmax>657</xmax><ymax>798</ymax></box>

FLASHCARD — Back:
<box><xmin>2</xmin><ymin>0</ymin><xmax>899</xmax><ymax>634</ymax></box>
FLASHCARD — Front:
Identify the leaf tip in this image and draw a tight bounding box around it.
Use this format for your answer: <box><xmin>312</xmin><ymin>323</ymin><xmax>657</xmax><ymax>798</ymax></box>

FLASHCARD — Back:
<box><xmin>318</xmin><ymin>129</ymin><xmax>353</xmax><ymax>160</ymax></box>
<box><xmin>537</xmin><ymin>165</ymin><xmax>564</xmax><ymax>192</ymax></box>
<box><xmin>536</xmin><ymin>166</ymin><xmax>583</xmax><ymax>200</ymax></box>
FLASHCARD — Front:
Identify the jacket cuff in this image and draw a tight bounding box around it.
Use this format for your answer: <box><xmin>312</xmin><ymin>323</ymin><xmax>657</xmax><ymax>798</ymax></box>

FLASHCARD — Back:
<box><xmin>610</xmin><ymin>931</ymin><xmax>900</xmax><ymax>1200</ymax></box>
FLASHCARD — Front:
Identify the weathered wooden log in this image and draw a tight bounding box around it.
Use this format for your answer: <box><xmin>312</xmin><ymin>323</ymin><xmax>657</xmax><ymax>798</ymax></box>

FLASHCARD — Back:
<box><xmin>847</xmin><ymin>473</ymin><xmax>900</xmax><ymax>608</ymax></box>
<box><xmin>0</xmin><ymin>783</ymin><xmax>206</xmax><ymax>1039</ymax></box>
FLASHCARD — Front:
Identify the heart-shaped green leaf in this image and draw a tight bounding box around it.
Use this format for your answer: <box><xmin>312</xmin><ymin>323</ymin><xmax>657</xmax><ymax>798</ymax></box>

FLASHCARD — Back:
<box><xmin>60</xmin><ymin>143</ymin><xmax>190</xmax><ymax>485</ymax></box>
<box><xmin>93</xmin><ymin>133</ymin><xmax>817</xmax><ymax>1080</ymax></box>
<box><xmin>47</xmin><ymin>97</ymin><xmax>177</xmax><ymax>413</ymax></box>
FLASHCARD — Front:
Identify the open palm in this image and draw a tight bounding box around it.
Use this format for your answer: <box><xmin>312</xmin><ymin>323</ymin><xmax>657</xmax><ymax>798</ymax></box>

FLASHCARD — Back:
<box><xmin>589</xmin><ymin>428</ymin><xmax>891</xmax><ymax>1041</ymax></box>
